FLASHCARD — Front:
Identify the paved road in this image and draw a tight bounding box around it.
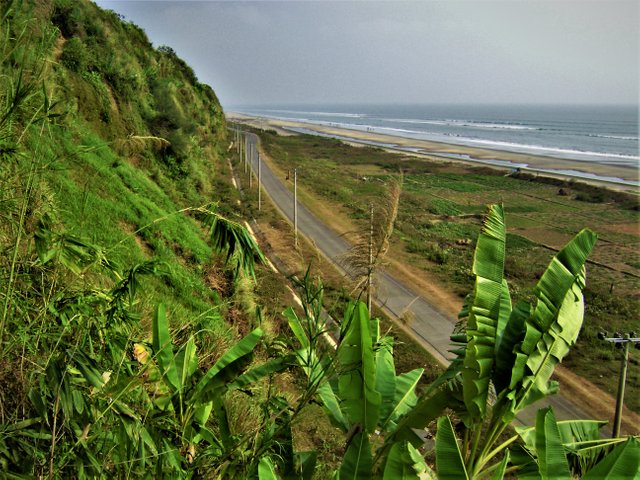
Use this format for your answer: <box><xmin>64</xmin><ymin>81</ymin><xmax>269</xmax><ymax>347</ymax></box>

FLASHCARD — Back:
<box><xmin>241</xmin><ymin>131</ymin><xmax>595</xmax><ymax>428</ymax></box>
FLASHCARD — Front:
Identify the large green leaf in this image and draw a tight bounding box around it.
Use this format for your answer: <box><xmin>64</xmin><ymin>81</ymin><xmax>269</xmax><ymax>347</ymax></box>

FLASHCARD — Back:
<box><xmin>534</xmin><ymin>407</ymin><xmax>571</xmax><ymax>480</ymax></box>
<box><xmin>375</xmin><ymin>336</ymin><xmax>397</xmax><ymax>426</ymax></box>
<box><xmin>553</xmin><ymin>419</ymin><xmax>612</xmax><ymax>476</ymax></box>
<box><xmin>202</xmin><ymin>209</ymin><xmax>266</xmax><ymax>279</ymax></box>
<box><xmin>338</xmin><ymin>302</ymin><xmax>381</xmax><ymax>433</ymax></box>
<box><xmin>339</xmin><ymin>431</ymin><xmax>373</xmax><ymax>480</ymax></box>
<box><xmin>317</xmin><ymin>381</ymin><xmax>349</xmax><ymax>431</ymax></box>
<box><xmin>462</xmin><ymin>204</ymin><xmax>508</xmax><ymax>419</ymax></box>
<box><xmin>193</xmin><ymin>327</ymin><xmax>263</xmax><ymax>403</ymax></box>
<box><xmin>583</xmin><ymin>437</ymin><xmax>640</xmax><ymax>480</ymax></box>
<box><xmin>258</xmin><ymin>456</ymin><xmax>280</xmax><ymax>480</ymax></box>
<box><xmin>227</xmin><ymin>354</ymin><xmax>294</xmax><ymax>391</ymax></box>
<box><xmin>497</xmin><ymin>300</ymin><xmax>531</xmax><ymax>390</ymax></box>
<box><xmin>383</xmin><ymin>441</ymin><xmax>431</xmax><ymax>479</ymax></box>
<box><xmin>556</xmin><ymin>419</ymin><xmax>606</xmax><ymax>446</ymax></box>
<box><xmin>175</xmin><ymin>337</ymin><xmax>198</xmax><ymax>393</ymax></box>
<box><xmin>382</xmin><ymin>368</ymin><xmax>423</xmax><ymax>433</ymax></box>
<box><xmin>389</xmin><ymin>387</ymin><xmax>452</xmax><ymax>446</ymax></box>
<box><xmin>285</xmin><ymin>305</ymin><xmax>349</xmax><ymax>430</ymax></box>
<box><xmin>516</xmin><ymin>418</ymin><xmax>617</xmax><ymax>477</ymax></box>
<box><xmin>492</xmin><ymin>279</ymin><xmax>516</xmax><ymax>392</ymax></box>
<box><xmin>295</xmin><ymin>451</ymin><xmax>318</xmax><ymax>480</ymax></box>
<box><xmin>152</xmin><ymin>303</ymin><xmax>180</xmax><ymax>392</ymax></box>
<box><xmin>283</xmin><ymin>306</ymin><xmax>310</xmax><ymax>349</ymax></box>
<box><xmin>501</xmin><ymin>229</ymin><xmax>596</xmax><ymax>418</ymax></box>
<box><xmin>435</xmin><ymin>416</ymin><xmax>469</xmax><ymax>480</ymax></box>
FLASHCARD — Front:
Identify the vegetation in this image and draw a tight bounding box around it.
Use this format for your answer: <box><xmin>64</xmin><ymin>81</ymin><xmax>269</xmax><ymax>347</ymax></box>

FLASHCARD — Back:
<box><xmin>253</xmin><ymin>127</ymin><xmax>640</xmax><ymax>413</ymax></box>
<box><xmin>1</xmin><ymin>0</ymin><xmax>638</xmax><ymax>477</ymax></box>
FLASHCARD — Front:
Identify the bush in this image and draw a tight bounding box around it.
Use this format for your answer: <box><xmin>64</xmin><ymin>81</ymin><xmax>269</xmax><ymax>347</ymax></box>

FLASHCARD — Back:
<box><xmin>60</xmin><ymin>37</ymin><xmax>87</xmax><ymax>72</ymax></box>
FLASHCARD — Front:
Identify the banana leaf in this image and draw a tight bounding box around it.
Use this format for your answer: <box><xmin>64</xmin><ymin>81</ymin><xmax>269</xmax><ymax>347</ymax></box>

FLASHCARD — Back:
<box><xmin>383</xmin><ymin>441</ymin><xmax>429</xmax><ymax>479</ymax></box>
<box><xmin>382</xmin><ymin>368</ymin><xmax>424</xmax><ymax>433</ymax></box>
<box><xmin>152</xmin><ymin>303</ymin><xmax>180</xmax><ymax>392</ymax></box>
<box><xmin>317</xmin><ymin>381</ymin><xmax>350</xmax><ymax>432</ymax></box>
<box><xmin>339</xmin><ymin>431</ymin><xmax>373</xmax><ymax>480</ymax></box>
<box><xmin>376</xmin><ymin>336</ymin><xmax>397</xmax><ymax>425</ymax></box>
<box><xmin>435</xmin><ymin>416</ymin><xmax>469</xmax><ymax>480</ymax></box>
<box><xmin>388</xmin><ymin>386</ymin><xmax>453</xmax><ymax>446</ymax></box>
<box><xmin>501</xmin><ymin>229</ymin><xmax>596</xmax><ymax>419</ymax></box>
<box><xmin>518</xmin><ymin>417</ymin><xmax>617</xmax><ymax>477</ymax></box>
<box><xmin>175</xmin><ymin>337</ymin><xmax>198</xmax><ymax>394</ymax></box>
<box><xmin>227</xmin><ymin>354</ymin><xmax>295</xmax><ymax>391</ymax></box>
<box><xmin>202</xmin><ymin>209</ymin><xmax>265</xmax><ymax>279</ymax></box>
<box><xmin>338</xmin><ymin>302</ymin><xmax>381</xmax><ymax>433</ymax></box>
<box><xmin>582</xmin><ymin>437</ymin><xmax>640</xmax><ymax>480</ymax></box>
<box><xmin>462</xmin><ymin>204</ymin><xmax>508</xmax><ymax>420</ymax></box>
<box><xmin>258</xmin><ymin>456</ymin><xmax>280</xmax><ymax>480</ymax></box>
<box><xmin>193</xmin><ymin>327</ymin><xmax>263</xmax><ymax>403</ymax></box>
<box><xmin>534</xmin><ymin>407</ymin><xmax>571</xmax><ymax>480</ymax></box>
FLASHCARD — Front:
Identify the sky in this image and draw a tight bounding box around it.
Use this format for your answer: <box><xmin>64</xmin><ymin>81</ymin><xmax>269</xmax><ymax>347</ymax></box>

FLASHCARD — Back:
<box><xmin>94</xmin><ymin>0</ymin><xmax>639</xmax><ymax>109</ymax></box>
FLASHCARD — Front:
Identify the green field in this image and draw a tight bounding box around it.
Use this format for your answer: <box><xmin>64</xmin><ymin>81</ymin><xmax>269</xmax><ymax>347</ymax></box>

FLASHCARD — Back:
<box><xmin>254</xmin><ymin>128</ymin><xmax>640</xmax><ymax>413</ymax></box>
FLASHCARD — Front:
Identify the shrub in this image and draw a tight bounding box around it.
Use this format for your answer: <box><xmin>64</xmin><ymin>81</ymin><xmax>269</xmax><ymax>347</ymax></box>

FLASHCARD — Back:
<box><xmin>60</xmin><ymin>37</ymin><xmax>87</xmax><ymax>72</ymax></box>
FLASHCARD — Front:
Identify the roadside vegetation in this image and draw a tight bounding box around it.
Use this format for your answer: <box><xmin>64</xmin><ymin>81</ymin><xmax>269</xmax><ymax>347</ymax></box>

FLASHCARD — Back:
<box><xmin>253</xmin><ymin>128</ymin><xmax>640</xmax><ymax>414</ymax></box>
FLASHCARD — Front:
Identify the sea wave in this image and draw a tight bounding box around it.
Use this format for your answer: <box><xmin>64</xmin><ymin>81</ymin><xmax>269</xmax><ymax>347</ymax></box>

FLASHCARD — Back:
<box><xmin>461</xmin><ymin>138</ymin><xmax>640</xmax><ymax>161</ymax></box>
<box><xmin>585</xmin><ymin>133</ymin><xmax>639</xmax><ymax>141</ymax></box>
<box><xmin>259</xmin><ymin>109</ymin><xmax>365</xmax><ymax>119</ymax></box>
<box><xmin>381</xmin><ymin>117</ymin><xmax>540</xmax><ymax>131</ymax></box>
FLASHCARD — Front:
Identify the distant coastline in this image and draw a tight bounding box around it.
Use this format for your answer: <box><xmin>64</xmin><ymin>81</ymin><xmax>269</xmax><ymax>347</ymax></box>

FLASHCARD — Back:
<box><xmin>228</xmin><ymin>111</ymin><xmax>640</xmax><ymax>192</ymax></box>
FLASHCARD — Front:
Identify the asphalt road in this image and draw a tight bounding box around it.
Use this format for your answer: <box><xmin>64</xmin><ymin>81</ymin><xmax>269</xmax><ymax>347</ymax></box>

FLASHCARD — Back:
<box><xmin>241</xmin><ymin>131</ymin><xmax>596</xmax><ymax>428</ymax></box>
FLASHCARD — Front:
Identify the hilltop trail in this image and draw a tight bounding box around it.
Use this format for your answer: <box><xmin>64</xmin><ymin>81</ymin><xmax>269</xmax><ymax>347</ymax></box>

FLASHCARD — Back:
<box><xmin>239</xmin><ymin>130</ymin><xmax>639</xmax><ymax>436</ymax></box>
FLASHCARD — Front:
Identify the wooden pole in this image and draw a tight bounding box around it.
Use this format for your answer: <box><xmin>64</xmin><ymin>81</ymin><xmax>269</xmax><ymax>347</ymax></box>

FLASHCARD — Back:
<box><xmin>294</xmin><ymin>168</ymin><xmax>298</xmax><ymax>247</ymax></box>
<box><xmin>613</xmin><ymin>341</ymin><xmax>629</xmax><ymax>437</ymax></box>
<box><xmin>258</xmin><ymin>152</ymin><xmax>262</xmax><ymax>211</ymax></box>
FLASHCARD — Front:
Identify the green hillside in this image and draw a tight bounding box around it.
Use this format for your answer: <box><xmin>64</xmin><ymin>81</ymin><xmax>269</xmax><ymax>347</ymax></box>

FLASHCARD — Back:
<box><xmin>0</xmin><ymin>0</ymin><xmax>273</xmax><ymax>475</ymax></box>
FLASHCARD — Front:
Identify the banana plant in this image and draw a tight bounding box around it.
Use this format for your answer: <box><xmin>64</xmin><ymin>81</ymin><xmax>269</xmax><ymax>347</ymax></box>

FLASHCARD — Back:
<box><xmin>379</xmin><ymin>204</ymin><xmax>599</xmax><ymax>479</ymax></box>
<box><xmin>286</xmin><ymin>295</ymin><xmax>426</xmax><ymax>479</ymax></box>
<box><xmin>512</xmin><ymin>407</ymin><xmax>640</xmax><ymax>479</ymax></box>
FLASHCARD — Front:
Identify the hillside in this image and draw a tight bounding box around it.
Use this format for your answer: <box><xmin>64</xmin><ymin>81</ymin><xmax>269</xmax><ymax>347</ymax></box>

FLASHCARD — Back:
<box><xmin>0</xmin><ymin>0</ymin><xmax>276</xmax><ymax>476</ymax></box>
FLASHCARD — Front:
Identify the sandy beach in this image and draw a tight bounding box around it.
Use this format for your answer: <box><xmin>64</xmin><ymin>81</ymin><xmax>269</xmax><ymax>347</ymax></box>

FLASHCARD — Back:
<box><xmin>228</xmin><ymin>112</ymin><xmax>639</xmax><ymax>192</ymax></box>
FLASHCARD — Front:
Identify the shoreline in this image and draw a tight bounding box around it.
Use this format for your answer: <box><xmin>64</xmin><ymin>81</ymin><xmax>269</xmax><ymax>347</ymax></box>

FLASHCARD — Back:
<box><xmin>227</xmin><ymin>112</ymin><xmax>639</xmax><ymax>192</ymax></box>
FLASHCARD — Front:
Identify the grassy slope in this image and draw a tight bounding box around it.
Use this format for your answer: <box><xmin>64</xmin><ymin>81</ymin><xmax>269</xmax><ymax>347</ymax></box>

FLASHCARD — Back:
<box><xmin>0</xmin><ymin>0</ymin><xmax>283</xmax><ymax>475</ymax></box>
<box><xmin>253</xmin><ymin>128</ymin><xmax>640</xmax><ymax>414</ymax></box>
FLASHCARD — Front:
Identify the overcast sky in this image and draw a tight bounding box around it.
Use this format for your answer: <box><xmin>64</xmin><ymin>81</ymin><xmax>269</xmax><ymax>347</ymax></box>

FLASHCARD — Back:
<box><xmin>94</xmin><ymin>1</ymin><xmax>639</xmax><ymax>108</ymax></box>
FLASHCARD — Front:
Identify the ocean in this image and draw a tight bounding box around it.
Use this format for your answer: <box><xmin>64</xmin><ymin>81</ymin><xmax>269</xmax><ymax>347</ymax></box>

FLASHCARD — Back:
<box><xmin>233</xmin><ymin>104</ymin><xmax>639</xmax><ymax>184</ymax></box>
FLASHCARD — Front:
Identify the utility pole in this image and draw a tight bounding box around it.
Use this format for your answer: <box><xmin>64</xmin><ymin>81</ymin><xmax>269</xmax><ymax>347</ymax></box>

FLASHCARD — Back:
<box><xmin>294</xmin><ymin>168</ymin><xmax>298</xmax><ymax>247</ymax></box>
<box><xmin>249</xmin><ymin>156</ymin><xmax>253</xmax><ymax>189</ymax></box>
<box><xmin>244</xmin><ymin>135</ymin><xmax>247</xmax><ymax>167</ymax></box>
<box><xmin>598</xmin><ymin>331</ymin><xmax>640</xmax><ymax>437</ymax></box>
<box><xmin>258</xmin><ymin>152</ymin><xmax>262</xmax><ymax>211</ymax></box>
<box><xmin>367</xmin><ymin>204</ymin><xmax>374</xmax><ymax>312</ymax></box>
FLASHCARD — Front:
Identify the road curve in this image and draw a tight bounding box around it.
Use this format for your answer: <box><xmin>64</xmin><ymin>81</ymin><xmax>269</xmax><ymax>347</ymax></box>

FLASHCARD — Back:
<box><xmin>241</xmin><ymin>131</ymin><xmax>596</xmax><ymax>428</ymax></box>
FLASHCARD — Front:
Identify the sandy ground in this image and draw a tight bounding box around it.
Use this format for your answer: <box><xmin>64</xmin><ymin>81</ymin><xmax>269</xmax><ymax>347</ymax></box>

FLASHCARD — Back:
<box><xmin>228</xmin><ymin>112</ymin><xmax>639</xmax><ymax>192</ymax></box>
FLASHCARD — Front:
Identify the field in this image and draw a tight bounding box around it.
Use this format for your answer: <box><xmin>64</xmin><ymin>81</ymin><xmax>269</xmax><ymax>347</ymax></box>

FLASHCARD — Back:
<box><xmin>251</xmin><ymin>128</ymin><xmax>640</xmax><ymax>414</ymax></box>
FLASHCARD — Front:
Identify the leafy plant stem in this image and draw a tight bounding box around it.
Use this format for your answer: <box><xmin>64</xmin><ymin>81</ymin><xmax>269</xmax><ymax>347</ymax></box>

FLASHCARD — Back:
<box><xmin>473</xmin><ymin>432</ymin><xmax>518</xmax><ymax>475</ymax></box>
<box><xmin>467</xmin><ymin>420</ymin><xmax>484</xmax><ymax>474</ymax></box>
